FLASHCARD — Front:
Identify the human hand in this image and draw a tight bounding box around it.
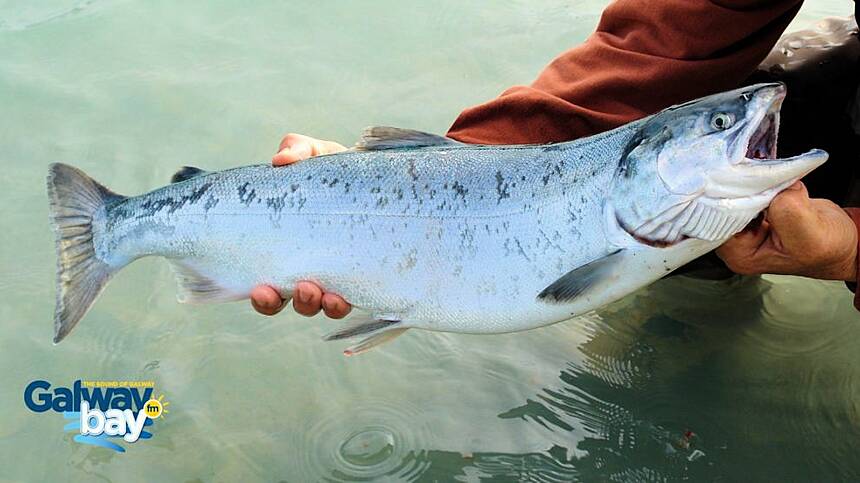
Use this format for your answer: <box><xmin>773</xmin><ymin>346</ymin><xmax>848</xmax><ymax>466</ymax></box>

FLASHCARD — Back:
<box><xmin>716</xmin><ymin>181</ymin><xmax>858</xmax><ymax>282</ymax></box>
<box><xmin>250</xmin><ymin>133</ymin><xmax>351</xmax><ymax>318</ymax></box>
<box><xmin>271</xmin><ymin>133</ymin><xmax>347</xmax><ymax>166</ymax></box>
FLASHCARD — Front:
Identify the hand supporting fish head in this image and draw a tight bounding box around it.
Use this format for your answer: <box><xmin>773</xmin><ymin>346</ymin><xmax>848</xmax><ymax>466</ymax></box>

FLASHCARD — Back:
<box><xmin>610</xmin><ymin>82</ymin><xmax>828</xmax><ymax>247</ymax></box>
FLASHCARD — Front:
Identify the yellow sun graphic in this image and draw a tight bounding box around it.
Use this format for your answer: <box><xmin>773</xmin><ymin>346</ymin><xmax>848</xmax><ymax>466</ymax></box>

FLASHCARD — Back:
<box><xmin>143</xmin><ymin>394</ymin><xmax>170</xmax><ymax>419</ymax></box>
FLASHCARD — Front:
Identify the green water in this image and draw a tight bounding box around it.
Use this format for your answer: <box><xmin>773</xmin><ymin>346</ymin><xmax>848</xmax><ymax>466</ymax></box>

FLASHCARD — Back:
<box><xmin>1</xmin><ymin>1</ymin><xmax>858</xmax><ymax>481</ymax></box>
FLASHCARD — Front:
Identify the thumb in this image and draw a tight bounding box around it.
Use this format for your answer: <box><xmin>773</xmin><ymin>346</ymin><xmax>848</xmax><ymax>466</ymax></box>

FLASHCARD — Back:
<box><xmin>272</xmin><ymin>134</ymin><xmax>313</xmax><ymax>166</ymax></box>
<box><xmin>765</xmin><ymin>181</ymin><xmax>817</xmax><ymax>251</ymax></box>
<box><xmin>272</xmin><ymin>134</ymin><xmax>345</xmax><ymax>166</ymax></box>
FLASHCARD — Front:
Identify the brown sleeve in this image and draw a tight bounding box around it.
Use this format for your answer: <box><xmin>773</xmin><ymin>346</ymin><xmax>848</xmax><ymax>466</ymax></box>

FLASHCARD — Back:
<box><xmin>842</xmin><ymin>208</ymin><xmax>860</xmax><ymax>310</ymax></box>
<box><xmin>447</xmin><ymin>0</ymin><xmax>804</xmax><ymax>145</ymax></box>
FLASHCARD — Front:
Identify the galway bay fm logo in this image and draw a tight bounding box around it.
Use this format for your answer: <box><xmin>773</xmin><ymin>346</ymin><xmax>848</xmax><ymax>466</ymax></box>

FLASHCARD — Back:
<box><xmin>24</xmin><ymin>379</ymin><xmax>170</xmax><ymax>453</ymax></box>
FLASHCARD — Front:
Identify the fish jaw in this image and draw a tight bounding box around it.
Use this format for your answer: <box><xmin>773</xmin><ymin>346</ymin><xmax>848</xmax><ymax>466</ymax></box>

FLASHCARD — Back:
<box><xmin>706</xmin><ymin>83</ymin><xmax>828</xmax><ymax>198</ymax></box>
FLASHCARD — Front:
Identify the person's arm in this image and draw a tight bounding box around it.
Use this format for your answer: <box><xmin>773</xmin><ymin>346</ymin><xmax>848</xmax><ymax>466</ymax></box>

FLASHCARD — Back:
<box><xmin>447</xmin><ymin>0</ymin><xmax>804</xmax><ymax>144</ymax></box>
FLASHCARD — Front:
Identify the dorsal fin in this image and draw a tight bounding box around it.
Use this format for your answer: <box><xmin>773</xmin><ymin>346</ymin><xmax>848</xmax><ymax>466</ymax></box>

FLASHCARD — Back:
<box><xmin>171</xmin><ymin>166</ymin><xmax>209</xmax><ymax>183</ymax></box>
<box><xmin>354</xmin><ymin>126</ymin><xmax>464</xmax><ymax>151</ymax></box>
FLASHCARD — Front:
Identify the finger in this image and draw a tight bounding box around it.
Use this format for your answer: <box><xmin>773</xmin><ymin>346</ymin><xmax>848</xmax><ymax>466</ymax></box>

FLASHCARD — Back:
<box><xmin>716</xmin><ymin>218</ymin><xmax>774</xmax><ymax>274</ymax></box>
<box><xmin>717</xmin><ymin>217</ymin><xmax>769</xmax><ymax>256</ymax></box>
<box><xmin>321</xmin><ymin>293</ymin><xmax>352</xmax><ymax>319</ymax></box>
<box><xmin>316</xmin><ymin>139</ymin><xmax>347</xmax><ymax>155</ymax></box>
<box><xmin>273</xmin><ymin>134</ymin><xmax>314</xmax><ymax>166</ymax></box>
<box><xmin>272</xmin><ymin>134</ymin><xmax>347</xmax><ymax>166</ymax></box>
<box><xmin>765</xmin><ymin>181</ymin><xmax>817</xmax><ymax>251</ymax></box>
<box><xmin>292</xmin><ymin>281</ymin><xmax>323</xmax><ymax>317</ymax></box>
<box><xmin>250</xmin><ymin>285</ymin><xmax>287</xmax><ymax>316</ymax></box>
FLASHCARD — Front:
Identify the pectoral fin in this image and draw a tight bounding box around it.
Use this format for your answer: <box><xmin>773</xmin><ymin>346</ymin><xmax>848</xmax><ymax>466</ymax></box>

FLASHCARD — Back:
<box><xmin>169</xmin><ymin>261</ymin><xmax>243</xmax><ymax>303</ymax></box>
<box><xmin>538</xmin><ymin>250</ymin><xmax>626</xmax><ymax>303</ymax></box>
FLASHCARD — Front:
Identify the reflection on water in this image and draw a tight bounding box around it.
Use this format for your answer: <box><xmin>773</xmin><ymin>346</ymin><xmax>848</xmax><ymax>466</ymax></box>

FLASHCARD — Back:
<box><xmin>241</xmin><ymin>276</ymin><xmax>860</xmax><ymax>481</ymax></box>
<box><xmin>469</xmin><ymin>276</ymin><xmax>860</xmax><ymax>481</ymax></box>
<box><xmin>1</xmin><ymin>0</ymin><xmax>859</xmax><ymax>481</ymax></box>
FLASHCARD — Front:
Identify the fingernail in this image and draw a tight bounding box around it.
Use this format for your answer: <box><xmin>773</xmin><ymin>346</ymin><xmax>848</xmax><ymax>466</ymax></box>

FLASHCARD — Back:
<box><xmin>298</xmin><ymin>288</ymin><xmax>311</xmax><ymax>303</ymax></box>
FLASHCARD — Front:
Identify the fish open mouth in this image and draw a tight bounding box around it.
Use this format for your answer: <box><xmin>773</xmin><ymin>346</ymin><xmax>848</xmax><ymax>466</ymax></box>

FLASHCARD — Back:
<box><xmin>729</xmin><ymin>84</ymin><xmax>826</xmax><ymax>189</ymax></box>
<box><xmin>745</xmin><ymin>109</ymin><xmax>778</xmax><ymax>160</ymax></box>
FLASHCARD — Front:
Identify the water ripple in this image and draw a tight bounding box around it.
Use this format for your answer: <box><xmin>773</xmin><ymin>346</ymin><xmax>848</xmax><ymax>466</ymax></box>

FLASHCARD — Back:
<box><xmin>291</xmin><ymin>397</ymin><xmax>432</xmax><ymax>481</ymax></box>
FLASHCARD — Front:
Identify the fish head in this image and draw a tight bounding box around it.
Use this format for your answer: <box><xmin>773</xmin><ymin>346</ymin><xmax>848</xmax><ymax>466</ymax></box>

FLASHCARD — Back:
<box><xmin>610</xmin><ymin>83</ymin><xmax>828</xmax><ymax>246</ymax></box>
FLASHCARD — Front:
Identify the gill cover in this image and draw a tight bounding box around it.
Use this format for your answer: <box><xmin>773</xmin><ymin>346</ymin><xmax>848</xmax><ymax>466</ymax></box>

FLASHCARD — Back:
<box><xmin>610</xmin><ymin>86</ymin><xmax>771</xmax><ymax>245</ymax></box>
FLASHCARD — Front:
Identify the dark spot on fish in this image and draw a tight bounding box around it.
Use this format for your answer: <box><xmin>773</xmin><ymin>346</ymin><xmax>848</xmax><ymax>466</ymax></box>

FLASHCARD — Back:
<box><xmin>407</xmin><ymin>159</ymin><xmax>419</xmax><ymax>181</ymax></box>
<box><xmin>137</xmin><ymin>183</ymin><xmax>211</xmax><ymax>218</ymax></box>
<box><xmin>541</xmin><ymin>173</ymin><xmax>552</xmax><ymax>186</ymax></box>
<box><xmin>451</xmin><ymin>181</ymin><xmax>468</xmax><ymax>200</ymax></box>
<box><xmin>328</xmin><ymin>178</ymin><xmax>339</xmax><ymax>188</ymax></box>
<box><xmin>495</xmin><ymin>171</ymin><xmax>510</xmax><ymax>203</ymax></box>
<box><xmin>290</xmin><ymin>184</ymin><xmax>299</xmax><ymax>192</ymax></box>
<box><xmin>266</xmin><ymin>192</ymin><xmax>289</xmax><ymax>213</ymax></box>
<box><xmin>204</xmin><ymin>194</ymin><xmax>219</xmax><ymax>212</ymax></box>
<box><xmin>542</xmin><ymin>144</ymin><xmax>564</xmax><ymax>152</ymax></box>
<box><xmin>237</xmin><ymin>182</ymin><xmax>256</xmax><ymax>206</ymax></box>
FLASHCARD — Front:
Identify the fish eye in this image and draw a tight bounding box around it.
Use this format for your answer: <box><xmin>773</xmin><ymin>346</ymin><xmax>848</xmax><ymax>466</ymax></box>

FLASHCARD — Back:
<box><xmin>710</xmin><ymin>113</ymin><xmax>734</xmax><ymax>130</ymax></box>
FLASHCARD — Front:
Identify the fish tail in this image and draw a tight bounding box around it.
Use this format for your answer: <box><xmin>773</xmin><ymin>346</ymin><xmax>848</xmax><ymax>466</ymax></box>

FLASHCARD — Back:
<box><xmin>47</xmin><ymin>163</ymin><xmax>127</xmax><ymax>343</ymax></box>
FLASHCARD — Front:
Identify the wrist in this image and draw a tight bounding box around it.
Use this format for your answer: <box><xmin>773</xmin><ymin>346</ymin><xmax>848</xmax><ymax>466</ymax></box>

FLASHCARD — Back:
<box><xmin>836</xmin><ymin>242</ymin><xmax>858</xmax><ymax>282</ymax></box>
<box><xmin>838</xmin><ymin>208</ymin><xmax>860</xmax><ymax>282</ymax></box>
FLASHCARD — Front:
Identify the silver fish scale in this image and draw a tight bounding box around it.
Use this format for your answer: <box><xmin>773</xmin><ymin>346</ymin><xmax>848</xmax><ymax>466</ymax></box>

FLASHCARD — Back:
<box><xmin>97</xmin><ymin>123</ymin><xmax>642</xmax><ymax>334</ymax></box>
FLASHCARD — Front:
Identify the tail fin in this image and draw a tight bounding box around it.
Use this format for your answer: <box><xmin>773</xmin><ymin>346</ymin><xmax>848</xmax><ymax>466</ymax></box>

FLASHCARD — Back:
<box><xmin>47</xmin><ymin>163</ymin><xmax>126</xmax><ymax>343</ymax></box>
